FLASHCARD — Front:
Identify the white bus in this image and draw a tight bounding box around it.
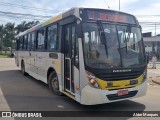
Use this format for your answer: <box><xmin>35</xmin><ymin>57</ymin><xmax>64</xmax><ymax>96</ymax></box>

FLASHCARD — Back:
<box><xmin>15</xmin><ymin>8</ymin><xmax>147</xmax><ymax>105</ymax></box>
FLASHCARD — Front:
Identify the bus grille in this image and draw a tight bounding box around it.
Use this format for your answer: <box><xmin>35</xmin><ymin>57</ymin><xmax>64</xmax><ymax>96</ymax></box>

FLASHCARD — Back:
<box><xmin>97</xmin><ymin>71</ymin><xmax>142</xmax><ymax>81</ymax></box>
<box><xmin>106</xmin><ymin>90</ymin><xmax>138</xmax><ymax>101</ymax></box>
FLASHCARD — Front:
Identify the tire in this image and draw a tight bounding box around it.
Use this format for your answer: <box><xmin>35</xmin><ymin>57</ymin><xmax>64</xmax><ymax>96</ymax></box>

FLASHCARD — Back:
<box><xmin>21</xmin><ymin>61</ymin><xmax>27</xmax><ymax>76</ymax></box>
<box><xmin>49</xmin><ymin>71</ymin><xmax>62</xmax><ymax>95</ymax></box>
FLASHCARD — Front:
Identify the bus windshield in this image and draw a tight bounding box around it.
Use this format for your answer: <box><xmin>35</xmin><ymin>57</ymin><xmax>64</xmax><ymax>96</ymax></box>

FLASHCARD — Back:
<box><xmin>82</xmin><ymin>22</ymin><xmax>145</xmax><ymax>69</ymax></box>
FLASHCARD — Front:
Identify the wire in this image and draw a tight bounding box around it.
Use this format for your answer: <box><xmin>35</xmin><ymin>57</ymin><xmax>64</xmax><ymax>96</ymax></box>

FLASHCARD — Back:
<box><xmin>0</xmin><ymin>2</ymin><xmax>60</xmax><ymax>13</ymax></box>
<box><xmin>136</xmin><ymin>15</ymin><xmax>160</xmax><ymax>18</ymax></box>
<box><xmin>140</xmin><ymin>22</ymin><xmax>160</xmax><ymax>23</ymax></box>
<box><xmin>0</xmin><ymin>10</ymin><xmax>51</xmax><ymax>23</ymax></box>
<box><xmin>0</xmin><ymin>15</ymin><xmax>46</xmax><ymax>21</ymax></box>
<box><xmin>103</xmin><ymin>0</ymin><xmax>110</xmax><ymax>9</ymax></box>
<box><xmin>0</xmin><ymin>11</ymin><xmax>52</xmax><ymax>18</ymax></box>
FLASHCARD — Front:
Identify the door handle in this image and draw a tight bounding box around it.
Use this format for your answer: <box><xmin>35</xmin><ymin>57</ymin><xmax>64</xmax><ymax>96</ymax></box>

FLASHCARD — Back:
<box><xmin>65</xmin><ymin>58</ymin><xmax>71</xmax><ymax>61</ymax></box>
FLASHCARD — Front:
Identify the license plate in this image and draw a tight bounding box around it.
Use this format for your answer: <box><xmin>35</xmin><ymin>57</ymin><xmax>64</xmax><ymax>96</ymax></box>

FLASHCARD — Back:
<box><xmin>117</xmin><ymin>90</ymin><xmax>128</xmax><ymax>96</ymax></box>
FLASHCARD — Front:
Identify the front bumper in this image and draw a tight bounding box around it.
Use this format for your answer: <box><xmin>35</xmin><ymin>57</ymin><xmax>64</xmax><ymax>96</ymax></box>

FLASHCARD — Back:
<box><xmin>80</xmin><ymin>80</ymin><xmax>147</xmax><ymax>105</ymax></box>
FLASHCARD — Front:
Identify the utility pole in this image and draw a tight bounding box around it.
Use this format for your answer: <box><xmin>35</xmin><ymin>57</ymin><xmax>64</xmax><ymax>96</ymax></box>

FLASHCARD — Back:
<box><xmin>0</xmin><ymin>36</ymin><xmax>3</xmax><ymax>54</ymax></box>
<box><xmin>0</xmin><ymin>34</ymin><xmax>2</xmax><ymax>54</ymax></box>
<box><xmin>0</xmin><ymin>38</ymin><xmax>1</xmax><ymax>54</ymax></box>
<box><xmin>104</xmin><ymin>0</ymin><xmax>110</xmax><ymax>9</ymax></box>
<box><xmin>0</xmin><ymin>25</ymin><xmax>3</xmax><ymax>54</ymax></box>
<box><xmin>155</xmin><ymin>23</ymin><xmax>156</xmax><ymax>36</ymax></box>
<box><xmin>119</xmin><ymin>0</ymin><xmax>120</xmax><ymax>11</ymax></box>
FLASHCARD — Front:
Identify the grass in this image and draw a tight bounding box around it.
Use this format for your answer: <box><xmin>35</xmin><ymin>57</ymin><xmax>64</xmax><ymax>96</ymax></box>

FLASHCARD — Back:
<box><xmin>0</xmin><ymin>54</ymin><xmax>9</xmax><ymax>58</ymax></box>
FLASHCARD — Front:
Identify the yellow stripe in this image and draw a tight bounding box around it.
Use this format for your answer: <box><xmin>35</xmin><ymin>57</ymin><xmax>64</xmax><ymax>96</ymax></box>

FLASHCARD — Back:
<box><xmin>42</xmin><ymin>14</ymin><xmax>62</xmax><ymax>26</ymax></box>
<box><xmin>97</xmin><ymin>75</ymin><xmax>143</xmax><ymax>90</ymax></box>
<box><xmin>62</xmin><ymin>91</ymin><xmax>75</xmax><ymax>100</ymax></box>
<box><xmin>54</xmin><ymin>60</ymin><xmax>61</xmax><ymax>74</ymax></box>
<box><xmin>50</xmin><ymin>14</ymin><xmax>62</xmax><ymax>23</ymax></box>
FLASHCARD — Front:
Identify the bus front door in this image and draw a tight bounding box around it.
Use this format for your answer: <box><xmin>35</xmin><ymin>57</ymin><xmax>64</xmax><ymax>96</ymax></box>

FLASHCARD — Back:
<box><xmin>64</xmin><ymin>24</ymin><xmax>76</xmax><ymax>95</ymax></box>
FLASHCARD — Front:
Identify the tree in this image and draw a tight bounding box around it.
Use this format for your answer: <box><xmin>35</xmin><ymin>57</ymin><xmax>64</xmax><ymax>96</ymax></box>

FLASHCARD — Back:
<box><xmin>3</xmin><ymin>22</ymin><xmax>15</xmax><ymax>48</ymax></box>
<box><xmin>0</xmin><ymin>25</ymin><xmax>4</xmax><ymax>53</ymax></box>
<box><xmin>0</xmin><ymin>21</ymin><xmax>40</xmax><ymax>52</ymax></box>
<box><xmin>15</xmin><ymin>21</ymin><xmax>26</xmax><ymax>34</ymax></box>
<box><xmin>15</xmin><ymin>20</ymin><xmax>39</xmax><ymax>34</ymax></box>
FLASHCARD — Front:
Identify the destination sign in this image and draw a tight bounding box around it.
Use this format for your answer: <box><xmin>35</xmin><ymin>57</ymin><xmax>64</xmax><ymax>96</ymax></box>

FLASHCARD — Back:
<box><xmin>88</xmin><ymin>11</ymin><xmax>127</xmax><ymax>22</ymax></box>
<box><xmin>81</xmin><ymin>9</ymin><xmax>136</xmax><ymax>24</ymax></box>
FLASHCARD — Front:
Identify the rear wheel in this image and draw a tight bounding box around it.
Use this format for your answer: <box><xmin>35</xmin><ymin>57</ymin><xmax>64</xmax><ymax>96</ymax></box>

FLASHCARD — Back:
<box><xmin>49</xmin><ymin>71</ymin><xmax>62</xmax><ymax>95</ymax></box>
<box><xmin>21</xmin><ymin>61</ymin><xmax>27</xmax><ymax>76</ymax></box>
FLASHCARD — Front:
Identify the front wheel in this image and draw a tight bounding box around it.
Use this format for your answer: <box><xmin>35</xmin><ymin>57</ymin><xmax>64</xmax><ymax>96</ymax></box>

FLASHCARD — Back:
<box><xmin>49</xmin><ymin>71</ymin><xmax>62</xmax><ymax>95</ymax></box>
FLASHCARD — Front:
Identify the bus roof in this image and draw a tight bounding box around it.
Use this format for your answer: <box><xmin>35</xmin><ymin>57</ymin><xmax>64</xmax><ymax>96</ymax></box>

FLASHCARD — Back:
<box><xmin>16</xmin><ymin>7</ymin><xmax>137</xmax><ymax>38</ymax></box>
<box><xmin>16</xmin><ymin>7</ymin><xmax>81</xmax><ymax>38</ymax></box>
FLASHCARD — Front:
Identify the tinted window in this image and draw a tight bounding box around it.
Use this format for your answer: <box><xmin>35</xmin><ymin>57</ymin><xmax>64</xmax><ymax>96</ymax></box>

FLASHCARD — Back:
<box><xmin>27</xmin><ymin>34</ymin><xmax>31</xmax><ymax>50</ymax></box>
<box><xmin>37</xmin><ymin>28</ymin><xmax>45</xmax><ymax>50</ymax></box>
<box><xmin>74</xmin><ymin>28</ymin><xmax>79</xmax><ymax>66</ymax></box>
<box><xmin>19</xmin><ymin>37</ymin><xmax>23</xmax><ymax>50</ymax></box>
<box><xmin>47</xmin><ymin>24</ymin><xmax>57</xmax><ymax>51</ymax></box>
<box><xmin>31</xmin><ymin>32</ymin><xmax>35</xmax><ymax>50</ymax></box>
<box><xmin>24</xmin><ymin>35</ymin><xmax>28</xmax><ymax>50</ymax></box>
<box><xmin>16</xmin><ymin>38</ymin><xmax>20</xmax><ymax>50</ymax></box>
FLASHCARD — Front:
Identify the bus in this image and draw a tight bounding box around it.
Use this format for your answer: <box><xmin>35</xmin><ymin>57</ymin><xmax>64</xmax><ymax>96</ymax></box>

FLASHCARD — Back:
<box><xmin>15</xmin><ymin>7</ymin><xmax>147</xmax><ymax>105</ymax></box>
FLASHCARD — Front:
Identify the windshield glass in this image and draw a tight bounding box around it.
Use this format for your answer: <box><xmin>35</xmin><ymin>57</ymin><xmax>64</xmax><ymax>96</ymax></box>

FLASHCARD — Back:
<box><xmin>82</xmin><ymin>23</ymin><xmax>145</xmax><ymax>69</ymax></box>
<box><xmin>117</xmin><ymin>25</ymin><xmax>145</xmax><ymax>67</ymax></box>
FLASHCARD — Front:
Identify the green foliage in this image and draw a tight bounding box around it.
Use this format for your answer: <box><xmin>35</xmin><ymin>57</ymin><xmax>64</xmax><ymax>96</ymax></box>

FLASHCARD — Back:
<box><xmin>0</xmin><ymin>25</ymin><xmax>4</xmax><ymax>50</ymax></box>
<box><xmin>15</xmin><ymin>21</ymin><xmax>40</xmax><ymax>34</ymax></box>
<box><xmin>0</xmin><ymin>53</ymin><xmax>8</xmax><ymax>58</ymax></box>
<box><xmin>3</xmin><ymin>22</ymin><xmax>15</xmax><ymax>47</ymax></box>
<box><xmin>0</xmin><ymin>21</ymin><xmax>39</xmax><ymax>50</ymax></box>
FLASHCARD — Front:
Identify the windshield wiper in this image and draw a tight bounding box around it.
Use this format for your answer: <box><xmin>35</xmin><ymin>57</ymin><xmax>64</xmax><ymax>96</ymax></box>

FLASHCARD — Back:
<box><xmin>124</xmin><ymin>25</ymin><xmax>131</xmax><ymax>53</ymax></box>
<box><xmin>130</xmin><ymin>63</ymin><xmax>139</xmax><ymax>67</ymax></box>
<box><xmin>97</xmin><ymin>21</ymin><xmax>108</xmax><ymax>57</ymax></box>
<box><xmin>126</xmin><ymin>25</ymin><xmax>131</xmax><ymax>42</ymax></box>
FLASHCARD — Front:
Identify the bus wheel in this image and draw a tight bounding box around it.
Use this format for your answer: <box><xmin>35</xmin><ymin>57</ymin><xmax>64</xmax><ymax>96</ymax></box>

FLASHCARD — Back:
<box><xmin>49</xmin><ymin>71</ymin><xmax>62</xmax><ymax>96</ymax></box>
<box><xmin>21</xmin><ymin>61</ymin><xmax>27</xmax><ymax>76</ymax></box>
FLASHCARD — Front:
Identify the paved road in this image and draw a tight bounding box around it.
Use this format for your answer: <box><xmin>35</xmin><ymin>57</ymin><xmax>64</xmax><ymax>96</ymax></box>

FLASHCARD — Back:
<box><xmin>0</xmin><ymin>58</ymin><xmax>160</xmax><ymax>120</ymax></box>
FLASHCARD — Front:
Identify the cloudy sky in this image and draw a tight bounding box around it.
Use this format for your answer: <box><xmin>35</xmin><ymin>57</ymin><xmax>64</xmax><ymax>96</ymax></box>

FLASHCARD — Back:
<box><xmin>0</xmin><ymin>0</ymin><xmax>160</xmax><ymax>35</ymax></box>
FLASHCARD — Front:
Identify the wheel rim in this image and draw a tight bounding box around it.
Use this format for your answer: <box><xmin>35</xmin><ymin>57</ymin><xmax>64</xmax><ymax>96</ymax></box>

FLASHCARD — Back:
<box><xmin>51</xmin><ymin>77</ymin><xmax>59</xmax><ymax>91</ymax></box>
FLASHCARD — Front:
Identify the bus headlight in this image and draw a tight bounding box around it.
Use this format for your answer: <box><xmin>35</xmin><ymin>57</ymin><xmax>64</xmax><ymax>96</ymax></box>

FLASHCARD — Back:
<box><xmin>86</xmin><ymin>71</ymin><xmax>101</xmax><ymax>89</ymax></box>
<box><xmin>142</xmin><ymin>68</ymin><xmax>147</xmax><ymax>83</ymax></box>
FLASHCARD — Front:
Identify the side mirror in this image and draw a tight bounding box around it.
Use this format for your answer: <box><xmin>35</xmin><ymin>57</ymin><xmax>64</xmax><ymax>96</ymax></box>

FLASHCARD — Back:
<box><xmin>139</xmin><ymin>25</ymin><xmax>142</xmax><ymax>32</ymax></box>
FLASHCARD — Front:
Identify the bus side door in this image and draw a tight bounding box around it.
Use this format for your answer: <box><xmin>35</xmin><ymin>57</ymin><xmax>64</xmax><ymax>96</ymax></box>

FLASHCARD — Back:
<box><xmin>63</xmin><ymin>23</ymin><xmax>79</xmax><ymax>96</ymax></box>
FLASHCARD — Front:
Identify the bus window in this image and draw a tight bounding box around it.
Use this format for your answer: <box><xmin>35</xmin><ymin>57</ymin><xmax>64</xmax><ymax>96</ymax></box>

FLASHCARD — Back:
<box><xmin>37</xmin><ymin>28</ymin><xmax>45</xmax><ymax>50</ymax></box>
<box><xmin>46</xmin><ymin>24</ymin><xmax>57</xmax><ymax>51</ymax></box>
<box><xmin>27</xmin><ymin>34</ymin><xmax>31</xmax><ymax>50</ymax></box>
<box><xmin>24</xmin><ymin>35</ymin><xmax>28</xmax><ymax>50</ymax></box>
<box><xmin>75</xmin><ymin>40</ymin><xmax>79</xmax><ymax>67</ymax></box>
<box><xmin>16</xmin><ymin>38</ymin><xmax>20</xmax><ymax>50</ymax></box>
<box><xmin>31</xmin><ymin>32</ymin><xmax>35</xmax><ymax>50</ymax></box>
<box><xmin>19</xmin><ymin>36</ymin><xmax>23</xmax><ymax>50</ymax></box>
<box><xmin>72</xmin><ymin>26</ymin><xmax>79</xmax><ymax>66</ymax></box>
